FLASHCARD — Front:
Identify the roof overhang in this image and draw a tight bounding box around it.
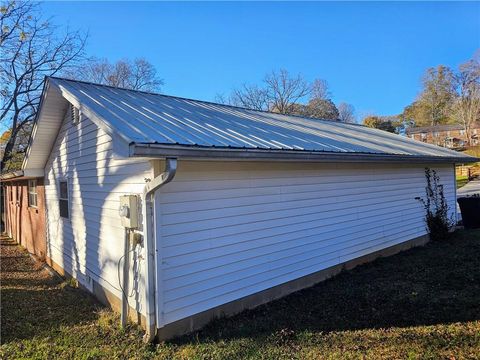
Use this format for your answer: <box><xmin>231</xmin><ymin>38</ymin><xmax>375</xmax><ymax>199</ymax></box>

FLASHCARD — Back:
<box><xmin>130</xmin><ymin>143</ymin><xmax>480</xmax><ymax>164</ymax></box>
<box><xmin>22</xmin><ymin>79</ymin><xmax>70</xmax><ymax>172</ymax></box>
<box><xmin>0</xmin><ymin>168</ymin><xmax>44</xmax><ymax>181</ymax></box>
<box><xmin>22</xmin><ymin>77</ymin><xmax>130</xmax><ymax>172</ymax></box>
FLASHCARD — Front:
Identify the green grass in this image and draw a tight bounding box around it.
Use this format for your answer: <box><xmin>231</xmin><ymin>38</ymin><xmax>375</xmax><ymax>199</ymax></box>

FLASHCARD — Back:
<box><xmin>1</xmin><ymin>230</ymin><xmax>480</xmax><ymax>359</ymax></box>
<box><xmin>457</xmin><ymin>174</ymin><xmax>470</xmax><ymax>189</ymax></box>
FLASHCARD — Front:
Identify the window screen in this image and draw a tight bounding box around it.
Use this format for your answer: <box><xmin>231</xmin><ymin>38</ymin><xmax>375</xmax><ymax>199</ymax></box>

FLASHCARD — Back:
<box><xmin>59</xmin><ymin>181</ymin><xmax>69</xmax><ymax>218</ymax></box>
<box><xmin>28</xmin><ymin>180</ymin><xmax>38</xmax><ymax>207</ymax></box>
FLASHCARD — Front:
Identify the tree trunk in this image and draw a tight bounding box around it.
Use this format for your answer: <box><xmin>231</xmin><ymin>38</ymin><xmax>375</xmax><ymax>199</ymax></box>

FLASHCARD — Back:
<box><xmin>1</xmin><ymin>125</ymin><xmax>20</xmax><ymax>171</ymax></box>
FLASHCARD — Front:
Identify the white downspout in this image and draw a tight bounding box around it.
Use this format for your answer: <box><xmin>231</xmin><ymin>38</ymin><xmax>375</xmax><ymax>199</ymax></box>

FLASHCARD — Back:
<box><xmin>142</xmin><ymin>157</ymin><xmax>177</xmax><ymax>343</ymax></box>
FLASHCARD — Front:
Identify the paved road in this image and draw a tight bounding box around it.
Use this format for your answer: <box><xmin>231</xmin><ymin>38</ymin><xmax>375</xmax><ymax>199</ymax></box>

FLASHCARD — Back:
<box><xmin>457</xmin><ymin>179</ymin><xmax>480</xmax><ymax>197</ymax></box>
<box><xmin>456</xmin><ymin>180</ymin><xmax>480</xmax><ymax>222</ymax></box>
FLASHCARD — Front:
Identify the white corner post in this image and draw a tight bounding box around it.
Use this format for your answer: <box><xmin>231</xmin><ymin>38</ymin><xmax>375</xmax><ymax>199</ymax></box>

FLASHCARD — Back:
<box><xmin>142</xmin><ymin>158</ymin><xmax>177</xmax><ymax>343</ymax></box>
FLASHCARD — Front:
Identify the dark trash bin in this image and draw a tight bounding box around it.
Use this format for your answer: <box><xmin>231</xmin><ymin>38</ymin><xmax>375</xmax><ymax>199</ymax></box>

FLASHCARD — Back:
<box><xmin>457</xmin><ymin>196</ymin><xmax>480</xmax><ymax>229</ymax></box>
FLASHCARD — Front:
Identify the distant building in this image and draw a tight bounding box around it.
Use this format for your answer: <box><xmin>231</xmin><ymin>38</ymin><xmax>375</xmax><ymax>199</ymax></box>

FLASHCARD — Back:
<box><xmin>406</xmin><ymin>123</ymin><xmax>480</xmax><ymax>149</ymax></box>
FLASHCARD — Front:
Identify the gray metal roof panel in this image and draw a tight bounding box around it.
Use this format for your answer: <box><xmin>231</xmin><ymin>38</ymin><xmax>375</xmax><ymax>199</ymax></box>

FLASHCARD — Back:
<box><xmin>49</xmin><ymin>77</ymin><xmax>478</xmax><ymax>162</ymax></box>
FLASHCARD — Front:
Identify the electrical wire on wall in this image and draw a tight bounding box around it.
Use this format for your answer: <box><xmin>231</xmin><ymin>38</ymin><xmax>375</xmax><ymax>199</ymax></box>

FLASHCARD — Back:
<box><xmin>117</xmin><ymin>234</ymin><xmax>137</xmax><ymax>302</ymax></box>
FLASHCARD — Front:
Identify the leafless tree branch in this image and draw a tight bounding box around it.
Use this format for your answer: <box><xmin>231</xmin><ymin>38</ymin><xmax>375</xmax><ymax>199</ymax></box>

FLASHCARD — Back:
<box><xmin>1</xmin><ymin>1</ymin><xmax>86</xmax><ymax>171</ymax></box>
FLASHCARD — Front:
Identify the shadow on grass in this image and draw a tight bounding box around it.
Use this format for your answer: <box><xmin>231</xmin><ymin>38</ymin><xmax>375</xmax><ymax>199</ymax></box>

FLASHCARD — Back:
<box><xmin>1</xmin><ymin>230</ymin><xmax>479</xmax><ymax>349</ymax></box>
<box><xmin>1</xmin><ymin>287</ymin><xmax>101</xmax><ymax>344</ymax></box>
<box><xmin>0</xmin><ymin>238</ymin><xmax>102</xmax><ymax>345</ymax></box>
<box><xmin>171</xmin><ymin>229</ymin><xmax>480</xmax><ymax>345</ymax></box>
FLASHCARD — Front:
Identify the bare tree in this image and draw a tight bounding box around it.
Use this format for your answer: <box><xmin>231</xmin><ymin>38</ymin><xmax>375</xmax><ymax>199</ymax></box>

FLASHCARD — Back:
<box><xmin>214</xmin><ymin>92</ymin><xmax>229</xmax><ymax>105</ymax></box>
<box><xmin>68</xmin><ymin>57</ymin><xmax>163</xmax><ymax>92</ymax></box>
<box><xmin>223</xmin><ymin>70</ymin><xmax>312</xmax><ymax>113</ymax></box>
<box><xmin>223</xmin><ymin>70</ymin><xmax>347</xmax><ymax>121</ymax></box>
<box><xmin>230</xmin><ymin>84</ymin><xmax>269</xmax><ymax>111</ymax></box>
<box><xmin>452</xmin><ymin>54</ymin><xmax>480</xmax><ymax>146</ymax></box>
<box><xmin>1</xmin><ymin>1</ymin><xmax>86</xmax><ymax>170</ymax></box>
<box><xmin>264</xmin><ymin>69</ymin><xmax>311</xmax><ymax>114</ymax></box>
<box><xmin>69</xmin><ymin>58</ymin><xmax>112</xmax><ymax>85</ymax></box>
<box><xmin>338</xmin><ymin>102</ymin><xmax>356</xmax><ymax>123</ymax></box>
<box><xmin>310</xmin><ymin>79</ymin><xmax>331</xmax><ymax>101</ymax></box>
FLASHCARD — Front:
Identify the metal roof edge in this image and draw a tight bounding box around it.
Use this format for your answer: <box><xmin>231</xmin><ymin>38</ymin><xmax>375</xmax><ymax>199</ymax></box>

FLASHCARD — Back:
<box><xmin>130</xmin><ymin>143</ymin><xmax>480</xmax><ymax>164</ymax></box>
<box><xmin>48</xmin><ymin>77</ymin><xmax>132</xmax><ymax>147</ymax></box>
<box><xmin>22</xmin><ymin>78</ymin><xmax>50</xmax><ymax>171</ymax></box>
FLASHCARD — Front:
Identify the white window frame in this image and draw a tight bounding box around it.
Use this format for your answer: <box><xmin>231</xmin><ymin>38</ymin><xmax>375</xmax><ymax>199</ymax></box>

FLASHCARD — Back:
<box><xmin>58</xmin><ymin>178</ymin><xmax>70</xmax><ymax>219</ymax></box>
<box><xmin>16</xmin><ymin>184</ymin><xmax>20</xmax><ymax>205</ymax></box>
<box><xmin>28</xmin><ymin>179</ymin><xmax>38</xmax><ymax>208</ymax></box>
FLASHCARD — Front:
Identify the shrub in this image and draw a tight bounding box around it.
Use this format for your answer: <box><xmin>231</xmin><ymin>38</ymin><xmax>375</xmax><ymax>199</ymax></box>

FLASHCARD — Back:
<box><xmin>416</xmin><ymin>168</ymin><xmax>454</xmax><ymax>241</ymax></box>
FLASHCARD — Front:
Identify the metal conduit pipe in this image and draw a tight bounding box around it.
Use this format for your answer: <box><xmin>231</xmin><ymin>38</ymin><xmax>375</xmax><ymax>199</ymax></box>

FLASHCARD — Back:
<box><xmin>121</xmin><ymin>228</ymin><xmax>130</xmax><ymax>328</ymax></box>
<box><xmin>142</xmin><ymin>157</ymin><xmax>177</xmax><ymax>343</ymax></box>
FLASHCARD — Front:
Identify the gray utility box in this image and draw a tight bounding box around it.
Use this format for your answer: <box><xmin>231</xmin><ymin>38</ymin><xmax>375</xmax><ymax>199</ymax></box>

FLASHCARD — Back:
<box><xmin>119</xmin><ymin>195</ymin><xmax>139</xmax><ymax>229</ymax></box>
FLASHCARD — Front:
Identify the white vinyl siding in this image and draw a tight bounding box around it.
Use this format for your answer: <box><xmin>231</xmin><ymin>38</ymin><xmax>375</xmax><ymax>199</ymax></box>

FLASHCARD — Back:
<box><xmin>155</xmin><ymin>161</ymin><xmax>456</xmax><ymax>326</ymax></box>
<box><xmin>41</xmin><ymin>106</ymin><xmax>457</xmax><ymax>329</ymax></box>
<box><xmin>44</xmin><ymin>110</ymin><xmax>151</xmax><ymax>314</ymax></box>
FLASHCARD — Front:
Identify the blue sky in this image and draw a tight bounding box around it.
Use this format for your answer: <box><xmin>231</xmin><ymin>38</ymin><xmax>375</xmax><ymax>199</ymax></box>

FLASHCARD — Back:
<box><xmin>42</xmin><ymin>1</ymin><xmax>479</xmax><ymax>119</ymax></box>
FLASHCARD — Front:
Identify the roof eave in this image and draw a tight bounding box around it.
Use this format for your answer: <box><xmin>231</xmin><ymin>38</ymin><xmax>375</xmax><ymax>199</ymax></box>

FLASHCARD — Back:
<box><xmin>0</xmin><ymin>168</ymin><xmax>44</xmax><ymax>181</ymax></box>
<box><xmin>0</xmin><ymin>170</ymin><xmax>24</xmax><ymax>180</ymax></box>
<box><xmin>130</xmin><ymin>143</ymin><xmax>479</xmax><ymax>164</ymax></box>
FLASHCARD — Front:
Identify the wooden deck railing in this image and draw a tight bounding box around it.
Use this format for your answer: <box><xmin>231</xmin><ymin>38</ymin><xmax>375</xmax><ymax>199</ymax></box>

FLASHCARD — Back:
<box><xmin>456</xmin><ymin>166</ymin><xmax>480</xmax><ymax>180</ymax></box>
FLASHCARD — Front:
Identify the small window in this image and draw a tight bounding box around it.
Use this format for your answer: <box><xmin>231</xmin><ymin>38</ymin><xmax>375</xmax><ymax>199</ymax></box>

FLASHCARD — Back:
<box><xmin>16</xmin><ymin>185</ymin><xmax>20</xmax><ymax>203</ymax></box>
<box><xmin>8</xmin><ymin>187</ymin><xmax>12</xmax><ymax>202</ymax></box>
<box><xmin>28</xmin><ymin>180</ymin><xmax>38</xmax><ymax>208</ymax></box>
<box><xmin>59</xmin><ymin>180</ymin><xmax>69</xmax><ymax>218</ymax></box>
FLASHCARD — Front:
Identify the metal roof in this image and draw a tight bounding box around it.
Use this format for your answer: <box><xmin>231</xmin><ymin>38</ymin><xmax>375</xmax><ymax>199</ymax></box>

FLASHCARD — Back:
<box><xmin>28</xmin><ymin>77</ymin><xmax>479</xmax><ymax>164</ymax></box>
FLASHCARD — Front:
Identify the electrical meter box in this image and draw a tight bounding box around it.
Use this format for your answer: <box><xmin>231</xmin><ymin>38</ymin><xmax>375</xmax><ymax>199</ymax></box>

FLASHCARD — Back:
<box><xmin>119</xmin><ymin>195</ymin><xmax>139</xmax><ymax>229</ymax></box>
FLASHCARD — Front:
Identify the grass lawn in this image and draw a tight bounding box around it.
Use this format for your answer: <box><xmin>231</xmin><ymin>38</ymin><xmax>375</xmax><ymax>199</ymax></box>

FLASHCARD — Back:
<box><xmin>457</xmin><ymin>175</ymin><xmax>470</xmax><ymax>189</ymax></box>
<box><xmin>1</xmin><ymin>230</ymin><xmax>480</xmax><ymax>359</ymax></box>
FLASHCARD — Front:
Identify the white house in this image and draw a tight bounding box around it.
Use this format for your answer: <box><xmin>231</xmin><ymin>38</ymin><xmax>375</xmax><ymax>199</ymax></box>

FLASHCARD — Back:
<box><xmin>20</xmin><ymin>77</ymin><xmax>476</xmax><ymax>340</ymax></box>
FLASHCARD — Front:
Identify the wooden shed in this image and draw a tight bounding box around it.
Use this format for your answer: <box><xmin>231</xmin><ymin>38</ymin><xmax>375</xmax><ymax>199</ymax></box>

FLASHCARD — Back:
<box><xmin>15</xmin><ymin>77</ymin><xmax>478</xmax><ymax>340</ymax></box>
